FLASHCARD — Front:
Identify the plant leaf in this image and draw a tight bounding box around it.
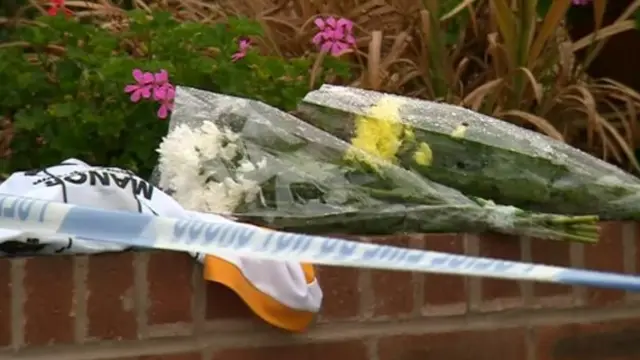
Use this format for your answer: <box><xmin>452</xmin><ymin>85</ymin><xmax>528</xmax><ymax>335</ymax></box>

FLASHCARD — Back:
<box><xmin>592</xmin><ymin>0</ymin><xmax>607</xmax><ymax>31</ymax></box>
<box><xmin>490</xmin><ymin>0</ymin><xmax>517</xmax><ymax>67</ymax></box>
<box><xmin>529</xmin><ymin>0</ymin><xmax>571</xmax><ymax>68</ymax></box>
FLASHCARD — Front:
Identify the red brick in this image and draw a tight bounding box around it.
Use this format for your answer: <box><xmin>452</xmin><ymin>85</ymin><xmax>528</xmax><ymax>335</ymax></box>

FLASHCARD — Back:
<box><xmin>205</xmin><ymin>282</ymin><xmax>254</xmax><ymax>320</ymax></box>
<box><xmin>147</xmin><ymin>252</ymin><xmax>193</xmax><ymax>325</ymax></box>
<box><xmin>378</xmin><ymin>327</ymin><xmax>527</xmax><ymax>360</ymax></box>
<box><xmin>534</xmin><ymin>318</ymin><xmax>640</xmax><ymax>360</ymax></box>
<box><xmin>87</xmin><ymin>252</ymin><xmax>137</xmax><ymax>340</ymax></box>
<box><xmin>23</xmin><ymin>256</ymin><xmax>74</xmax><ymax>345</ymax></box>
<box><xmin>583</xmin><ymin>222</ymin><xmax>626</xmax><ymax>305</ymax></box>
<box><xmin>530</xmin><ymin>239</ymin><xmax>572</xmax><ymax>298</ymax></box>
<box><xmin>369</xmin><ymin>235</ymin><xmax>414</xmax><ymax>317</ymax></box>
<box><xmin>316</xmin><ymin>266</ymin><xmax>360</xmax><ymax>320</ymax></box>
<box><xmin>422</xmin><ymin>234</ymin><xmax>467</xmax><ymax>308</ymax></box>
<box><xmin>0</xmin><ymin>258</ymin><xmax>10</xmax><ymax>347</ymax></box>
<box><xmin>0</xmin><ymin>259</ymin><xmax>11</xmax><ymax>347</ymax></box>
<box><xmin>211</xmin><ymin>340</ymin><xmax>368</xmax><ymax>360</ymax></box>
<box><xmin>140</xmin><ymin>352</ymin><xmax>202</xmax><ymax>360</ymax></box>
<box><xmin>477</xmin><ymin>233</ymin><xmax>523</xmax><ymax>302</ymax></box>
<box><xmin>115</xmin><ymin>353</ymin><xmax>202</xmax><ymax>360</ymax></box>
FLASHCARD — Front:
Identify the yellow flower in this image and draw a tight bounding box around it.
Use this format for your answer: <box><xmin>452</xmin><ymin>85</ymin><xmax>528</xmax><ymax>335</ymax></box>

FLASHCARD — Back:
<box><xmin>450</xmin><ymin>123</ymin><xmax>468</xmax><ymax>138</ymax></box>
<box><xmin>404</xmin><ymin>127</ymin><xmax>415</xmax><ymax>142</ymax></box>
<box><xmin>413</xmin><ymin>142</ymin><xmax>433</xmax><ymax>166</ymax></box>
<box><xmin>346</xmin><ymin>97</ymin><xmax>407</xmax><ymax>164</ymax></box>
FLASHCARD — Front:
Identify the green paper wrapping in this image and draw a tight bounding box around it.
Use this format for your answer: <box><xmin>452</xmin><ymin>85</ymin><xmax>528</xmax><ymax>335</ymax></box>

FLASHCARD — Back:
<box><xmin>297</xmin><ymin>85</ymin><xmax>638</xmax><ymax>221</ymax></box>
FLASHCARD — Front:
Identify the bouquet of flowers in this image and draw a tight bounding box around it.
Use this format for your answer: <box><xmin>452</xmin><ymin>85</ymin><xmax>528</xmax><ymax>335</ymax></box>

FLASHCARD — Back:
<box><xmin>153</xmin><ymin>86</ymin><xmax>599</xmax><ymax>242</ymax></box>
<box><xmin>296</xmin><ymin>85</ymin><xmax>640</xmax><ymax>221</ymax></box>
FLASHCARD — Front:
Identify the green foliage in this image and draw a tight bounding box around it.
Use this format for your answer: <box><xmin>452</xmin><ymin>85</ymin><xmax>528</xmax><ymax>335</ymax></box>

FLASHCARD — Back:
<box><xmin>435</xmin><ymin>0</ymin><xmax>472</xmax><ymax>46</ymax></box>
<box><xmin>0</xmin><ymin>11</ymin><xmax>351</xmax><ymax>177</ymax></box>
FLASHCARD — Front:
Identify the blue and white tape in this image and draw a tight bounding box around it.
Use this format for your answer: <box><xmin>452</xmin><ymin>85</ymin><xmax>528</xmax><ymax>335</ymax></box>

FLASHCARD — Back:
<box><xmin>1</xmin><ymin>193</ymin><xmax>639</xmax><ymax>291</ymax></box>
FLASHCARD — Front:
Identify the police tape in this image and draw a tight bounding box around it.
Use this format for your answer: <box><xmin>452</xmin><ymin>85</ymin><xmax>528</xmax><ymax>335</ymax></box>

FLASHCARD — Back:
<box><xmin>1</xmin><ymin>193</ymin><xmax>639</xmax><ymax>291</ymax></box>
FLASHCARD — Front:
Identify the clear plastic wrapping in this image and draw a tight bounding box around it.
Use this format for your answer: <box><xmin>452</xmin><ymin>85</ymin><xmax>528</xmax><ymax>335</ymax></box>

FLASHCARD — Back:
<box><xmin>297</xmin><ymin>85</ymin><xmax>640</xmax><ymax>220</ymax></box>
<box><xmin>152</xmin><ymin>86</ymin><xmax>599</xmax><ymax>242</ymax></box>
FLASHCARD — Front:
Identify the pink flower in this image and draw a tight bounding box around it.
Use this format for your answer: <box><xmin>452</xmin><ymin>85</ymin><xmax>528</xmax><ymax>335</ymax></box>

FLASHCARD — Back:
<box><xmin>312</xmin><ymin>16</ymin><xmax>356</xmax><ymax>57</ymax></box>
<box><xmin>156</xmin><ymin>85</ymin><xmax>175</xmax><ymax>120</ymax></box>
<box><xmin>152</xmin><ymin>69</ymin><xmax>170</xmax><ymax>100</ymax></box>
<box><xmin>47</xmin><ymin>0</ymin><xmax>73</xmax><ymax>17</ymax></box>
<box><xmin>232</xmin><ymin>38</ymin><xmax>251</xmax><ymax>62</ymax></box>
<box><xmin>124</xmin><ymin>68</ymin><xmax>176</xmax><ymax>119</ymax></box>
<box><xmin>124</xmin><ymin>69</ymin><xmax>154</xmax><ymax>102</ymax></box>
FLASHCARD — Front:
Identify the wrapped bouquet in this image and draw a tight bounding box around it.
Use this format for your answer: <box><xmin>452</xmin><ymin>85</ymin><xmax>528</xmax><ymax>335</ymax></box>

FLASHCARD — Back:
<box><xmin>297</xmin><ymin>85</ymin><xmax>640</xmax><ymax>220</ymax></box>
<box><xmin>154</xmin><ymin>86</ymin><xmax>599</xmax><ymax>242</ymax></box>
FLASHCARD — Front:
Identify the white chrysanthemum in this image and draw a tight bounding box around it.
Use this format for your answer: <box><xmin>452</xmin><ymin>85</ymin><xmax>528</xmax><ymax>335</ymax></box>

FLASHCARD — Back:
<box><xmin>157</xmin><ymin>125</ymin><xmax>201</xmax><ymax>190</ymax></box>
<box><xmin>156</xmin><ymin>120</ymin><xmax>265</xmax><ymax>214</ymax></box>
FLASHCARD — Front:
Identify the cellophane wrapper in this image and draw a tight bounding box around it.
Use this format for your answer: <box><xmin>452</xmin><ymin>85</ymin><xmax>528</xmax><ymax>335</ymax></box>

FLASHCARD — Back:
<box><xmin>297</xmin><ymin>84</ymin><xmax>640</xmax><ymax>221</ymax></box>
<box><xmin>150</xmin><ymin>86</ymin><xmax>599</xmax><ymax>242</ymax></box>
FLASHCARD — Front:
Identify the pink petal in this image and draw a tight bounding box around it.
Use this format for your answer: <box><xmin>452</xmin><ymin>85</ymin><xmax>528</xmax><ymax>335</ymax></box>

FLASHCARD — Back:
<box><xmin>331</xmin><ymin>42</ymin><xmax>347</xmax><ymax>56</ymax></box>
<box><xmin>139</xmin><ymin>86</ymin><xmax>152</xmax><ymax>99</ymax></box>
<box><xmin>345</xmin><ymin>34</ymin><xmax>356</xmax><ymax>45</ymax></box>
<box><xmin>331</xmin><ymin>28</ymin><xmax>345</xmax><ymax>40</ymax></box>
<box><xmin>320</xmin><ymin>41</ymin><xmax>333</xmax><ymax>53</ymax></box>
<box><xmin>311</xmin><ymin>32</ymin><xmax>324</xmax><ymax>45</ymax></box>
<box><xmin>239</xmin><ymin>39</ymin><xmax>251</xmax><ymax>50</ymax></box>
<box><xmin>154</xmin><ymin>84</ymin><xmax>174</xmax><ymax>100</ymax></box>
<box><xmin>154</xmin><ymin>86</ymin><xmax>170</xmax><ymax>99</ymax></box>
<box><xmin>130</xmin><ymin>90</ymin><xmax>142</xmax><ymax>102</ymax></box>
<box><xmin>157</xmin><ymin>104</ymin><xmax>169</xmax><ymax>119</ymax></box>
<box><xmin>154</xmin><ymin>69</ymin><xmax>168</xmax><ymax>83</ymax></box>
<box><xmin>132</xmin><ymin>69</ymin><xmax>144</xmax><ymax>82</ymax></box>
<box><xmin>141</xmin><ymin>72</ymin><xmax>154</xmax><ymax>84</ymax></box>
<box><xmin>314</xmin><ymin>17</ymin><xmax>325</xmax><ymax>30</ymax></box>
<box><xmin>336</xmin><ymin>18</ymin><xmax>353</xmax><ymax>31</ymax></box>
<box><xmin>153</xmin><ymin>86</ymin><xmax>167</xmax><ymax>100</ymax></box>
<box><xmin>231</xmin><ymin>52</ymin><xmax>246</xmax><ymax>62</ymax></box>
<box><xmin>326</xmin><ymin>17</ymin><xmax>337</xmax><ymax>28</ymax></box>
<box><xmin>154</xmin><ymin>83</ymin><xmax>175</xmax><ymax>101</ymax></box>
<box><xmin>165</xmin><ymin>87</ymin><xmax>175</xmax><ymax>100</ymax></box>
<box><xmin>124</xmin><ymin>84</ymin><xmax>139</xmax><ymax>93</ymax></box>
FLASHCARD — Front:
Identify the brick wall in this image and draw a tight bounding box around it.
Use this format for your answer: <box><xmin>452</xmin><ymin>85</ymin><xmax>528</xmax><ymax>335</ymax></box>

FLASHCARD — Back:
<box><xmin>0</xmin><ymin>222</ymin><xmax>639</xmax><ymax>360</ymax></box>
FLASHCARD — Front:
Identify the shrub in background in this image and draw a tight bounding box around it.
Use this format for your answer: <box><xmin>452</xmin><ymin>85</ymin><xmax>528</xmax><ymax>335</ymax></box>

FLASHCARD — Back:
<box><xmin>0</xmin><ymin>10</ymin><xmax>351</xmax><ymax>177</ymax></box>
<box><xmin>133</xmin><ymin>0</ymin><xmax>640</xmax><ymax>173</ymax></box>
